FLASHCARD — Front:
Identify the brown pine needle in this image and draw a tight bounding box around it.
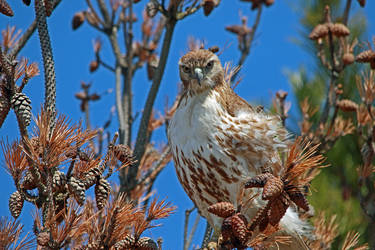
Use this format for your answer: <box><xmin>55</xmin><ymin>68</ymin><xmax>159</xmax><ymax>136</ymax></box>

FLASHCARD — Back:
<box><xmin>341</xmin><ymin>231</ymin><xmax>368</xmax><ymax>250</ymax></box>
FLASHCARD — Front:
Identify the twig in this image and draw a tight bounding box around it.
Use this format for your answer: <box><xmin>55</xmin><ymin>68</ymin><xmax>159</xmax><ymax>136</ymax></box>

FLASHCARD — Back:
<box><xmin>114</xmin><ymin>64</ymin><xmax>126</xmax><ymax>146</ymax></box>
<box><xmin>342</xmin><ymin>0</ymin><xmax>352</xmax><ymax>25</ymax></box>
<box><xmin>185</xmin><ymin>212</ymin><xmax>200</xmax><ymax>250</ymax></box>
<box><xmin>136</xmin><ymin>145</ymin><xmax>171</xmax><ymax>187</ymax></box>
<box><xmin>201</xmin><ymin>221</ymin><xmax>213</xmax><ymax>249</ymax></box>
<box><xmin>231</xmin><ymin>4</ymin><xmax>263</xmax><ymax>84</ymax></box>
<box><xmin>183</xmin><ymin>206</ymin><xmax>196</xmax><ymax>250</ymax></box>
<box><xmin>97</xmin><ymin>0</ymin><xmax>111</xmax><ymax>26</ymax></box>
<box><xmin>131</xmin><ymin>18</ymin><xmax>177</xmax><ymax>190</ymax></box>
<box><xmin>122</xmin><ymin>1</ymin><xmax>135</xmax><ymax>146</ymax></box>
<box><xmin>97</xmin><ymin>55</ymin><xmax>115</xmax><ymax>72</ymax></box>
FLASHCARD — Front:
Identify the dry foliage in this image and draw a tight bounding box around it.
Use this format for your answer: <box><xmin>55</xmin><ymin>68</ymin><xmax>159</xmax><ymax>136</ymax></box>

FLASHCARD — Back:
<box><xmin>0</xmin><ymin>0</ymin><xmax>373</xmax><ymax>249</ymax></box>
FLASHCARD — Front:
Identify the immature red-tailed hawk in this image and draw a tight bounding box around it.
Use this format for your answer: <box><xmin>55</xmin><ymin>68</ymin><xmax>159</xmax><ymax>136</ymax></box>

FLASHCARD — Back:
<box><xmin>167</xmin><ymin>49</ymin><xmax>309</xmax><ymax>248</ymax></box>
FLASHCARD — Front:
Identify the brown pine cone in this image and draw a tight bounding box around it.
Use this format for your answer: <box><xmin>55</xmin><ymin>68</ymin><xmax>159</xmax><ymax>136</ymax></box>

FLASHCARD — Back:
<box><xmin>11</xmin><ymin>92</ymin><xmax>32</xmax><ymax>126</ymax></box>
<box><xmin>0</xmin><ymin>0</ymin><xmax>13</xmax><ymax>16</ymax></box>
<box><xmin>356</xmin><ymin>50</ymin><xmax>375</xmax><ymax>63</ymax></box>
<box><xmin>269</xmin><ymin>199</ymin><xmax>289</xmax><ymax>226</ymax></box>
<box><xmin>95</xmin><ymin>178</ymin><xmax>110</xmax><ymax>209</ymax></box>
<box><xmin>113</xmin><ymin>235</ymin><xmax>136</xmax><ymax>249</ymax></box>
<box><xmin>89</xmin><ymin>60</ymin><xmax>99</xmax><ymax>72</ymax></box>
<box><xmin>357</xmin><ymin>0</ymin><xmax>366</xmax><ymax>7</ymax></box>
<box><xmin>22</xmin><ymin>0</ymin><xmax>31</xmax><ymax>5</ymax></box>
<box><xmin>9</xmin><ymin>191</ymin><xmax>24</xmax><ymax>219</ymax></box>
<box><xmin>53</xmin><ymin>170</ymin><xmax>67</xmax><ymax>191</ymax></box>
<box><xmin>289</xmin><ymin>191</ymin><xmax>310</xmax><ymax>211</ymax></box>
<box><xmin>113</xmin><ymin>144</ymin><xmax>134</xmax><ymax>164</ymax></box>
<box><xmin>331</xmin><ymin>23</ymin><xmax>350</xmax><ymax>37</ymax></box>
<box><xmin>262</xmin><ymin>176</ymin><xmax>284</xmax><ymax>200</ymax></box>
<box><xmin>231</xmin><ymin>213</ymin><xmax>250</xmax><ymax>245</ymax></box>
<box><xmin>68</xmin><ymin>176</ymin><xmax>86</xmax><ymax>205</ymax></box>
<box><xmin>203</xmin><ymin>0</ymin><xmax>215</xmax><ymax>16</ymax></box>
<box><xmin>37</xmin><ymin>231</ymin><xmax>50</xmax><ymax>246</ymax></box>
<box><xmin>137</xmin><ymin>237</ymin><xmax>158</xmax><ymax>250</ymax></box>
<box><xmin>208</xmin><ymin>202</ymin><xmax>236</xmax><ymax>218</ymax></box>
<box><xmin>342</xmin><ymin>53</ymin><xmax>355</xmax><ymax>65</ymax></box>
<box><xmin>21</xmin><ymin>170</ymin><xmax>38</xmax><ymax>190</ymax></box>
<box><xmin>245</xmin><ymin>173</ymin><xmax>273</xmax><ymax>188</ymax></box>
<box><xmin>83</xmin><ymin>166</ymin><xmax>102</xmax><ymax>189</ymax></box>
<box><xmin>72</xmin><ymin>11</ymin><xmax>85</xmax><ymax>30</ymax></box>
<box><xmin>336</xmin><ymin>99</ymin><xmax>358</xmax><ymax>112</ymax></box>
<box><xmin>309</xmin><ymin>24</ymin><xmax>329</xmax><ymax>40</ymax></box>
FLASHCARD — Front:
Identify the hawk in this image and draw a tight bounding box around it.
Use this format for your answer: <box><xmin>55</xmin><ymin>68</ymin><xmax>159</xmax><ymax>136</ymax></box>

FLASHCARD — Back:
<box><xmin>167</xmin><ymin>49</ymin><xmax>309</xmax><ymax>248</ymax></box>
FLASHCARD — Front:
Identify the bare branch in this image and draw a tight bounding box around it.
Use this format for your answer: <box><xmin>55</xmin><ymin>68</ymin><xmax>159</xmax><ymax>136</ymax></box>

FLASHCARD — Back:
<box><xmin>183</xmin><ymin>206</ymin><xmax>196</xmax><ymax>250</ymax></box>
<box><xmin>231</xmin><ymin>4</ymin><xmax>263</xmax><ymax>84</ymax></box>
<box><xmin>131</xmin><ymin>18</ymin><xmax>177</xmax><ymax>189</ymax></box>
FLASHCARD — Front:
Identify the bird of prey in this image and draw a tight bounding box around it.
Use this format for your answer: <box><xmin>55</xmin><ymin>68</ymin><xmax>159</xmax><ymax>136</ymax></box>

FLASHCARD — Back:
<box><xmin>167</xmin><ymin>49</ymin><xmax>309</xmax><ymax>249</ymax></box>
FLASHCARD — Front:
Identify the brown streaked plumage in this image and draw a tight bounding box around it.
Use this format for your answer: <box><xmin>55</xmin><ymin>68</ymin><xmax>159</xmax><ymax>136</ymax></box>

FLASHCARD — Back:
<box><xmin>168</xmin><ymin>49</ymin><xmax>309</xmax><ymax>249</ymax></box>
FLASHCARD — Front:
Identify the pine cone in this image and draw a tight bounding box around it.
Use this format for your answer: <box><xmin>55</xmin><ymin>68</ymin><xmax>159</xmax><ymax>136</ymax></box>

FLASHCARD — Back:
<box><xmin>336</xmin><ymin>99</ymin><xmax>358</xmax><ymax>112</ymax></box>
<box><xmin>21</xmin><ymin>170</ymin><xmax>38</xmax><ymax>190</ymax></box>
<box><xmin>37</xmin><ymin>231</ymin><xmax>50</xmax><ymax>246</ymax></box>
<box><xmin>146</xmin><ymin>1</ymin><xmax>158</xmax><ymax>18</ymax></box>
<box><xmin>0</xmin><ymin>96</ymin><xmax>10</xmax><ymax>125</ymax></box>
<box><xmin>269</xmin><ymin>199</ymin><xmax>288</xmax><ymax>226</ymax></box>
<box><xmin>208</xmin><ymin>202</ymin><xmax>236</xmax><ymax>218</ymax></box>
<box><xmin>356</xmin><ymin>50</ymin><xmax>375</xmax><ymax>63</ymax></box>
<box><xmin>86</xmin><ymin>241</ymin><xmax>101</xmax><ymax>250</ymax></box>
<box><xmin>11</xmin><ymin>93</ymin><xmax>32</xmax><ymax>126</ymax></box>
<box><xmin>342</xmin><ymin>53</ymin><xmax>355</xmax><ymax>65</ymax></box>
<box><xmin>89</xmin><ymin>60</ymin><xmax>99</xmax><ymax>73</ymax></box>
<box><xmin>72</xmin><ymin>11</ymin><xmax>85</xmax><ymax>30</ymax></box>
<box><xmin>68</xmin><ymin>176</ymin><xmax>86</xmax><ymax>205</ymax></box>
<box><xmin>78</xmin><ymin>150</ymin><xmax>90</xmax><ymax>161</ymax></box>
<box><xmin>245</xmin><ymin>173</ymin><xmax>273</xmax><ymax>189</ymax></box>
<box><xmin>30</xmin><ymin>137</ymin><xmax>43</xmax><ymax>157</ymax></box>
<box><xmin>309</xmin><ymin>24</ymin><xmax>329</xmax><ymax>40</ymax></box>
<box><xmin>331</xmin><ymin>23</ymin><xmax>350</xmax><ymax>37</ymax></box>
<box><xmin>113</xmin><ymin>144</ymin><xmax>134</xmax><ymax>164</ymax></box>
<box><xmin>221</xmin><ymin>216</ymin><xmax>233</xmax><ymax>242</ymax></box>
<box><xmin>225</xmin><ymin>25</ymin><xmax>250</xmax><ymax>36</ymax></box>
<box><xmin>113</xmin><ymin>235</ymin><xmax>136</xmax><ymax>249</ymax></box>
<box><xmin>357</xmin><ymin>0</ymin><xmax>366</xmax><ymax>7</ymax></box>
<box><xmin>95</xmin><ymin>178</ymin><xmax>110</xmax><ymax>209</ymax></box>
<box><xmin>83</xmin><ymin>166</ymin><xmax>102</xmax><ymax>189</ymax></box>
<box><xmin>249</xmin><ymin>203</ymin><xmax>270</xmax><ymax>232</ymax></box>
<box><xmin>137</xmin><ymin>237</ymin><xmax>158</xmax><ymax>250</ymax></box>
<box><xmin>53</xmin><ymin>170</ymin><xmax>67</xmax><ymax>191</ymax></box>
<box><xmin>9</xmin><ymin>191</ymin><xmax>24</xmax><ymax>219</ymax></box>
<box><xmin>262</xmin><ymin>176</ymin><xmax>284</xmax><ymax>200</ymax></box>
<box><xmin>22</xmin><ymin>0</ymin><xmax>31</xmax><ymax>5</ymax></box>
<box><xmin>203</xmin><ymin>0</ymin><xmax>215</xmax><ymax>16</ymax></box>
<box><xmin>231</xmin><ymin>213</ymin><xmax>249</xmax><ymax>245</ymax></box>
<box><xmin>0</xmin><ymin>0</ymin><xmax>13</xmax><ymax>16</ymax></box>
<box><xmin>264</xmin><ymin>0</ymin><xmax>274</xmax><ymax>6</ymax></box>
<box><xmin>289</xmin><ymin>191</ymin><xmax>310</xmax><ymax>211</ymax></box>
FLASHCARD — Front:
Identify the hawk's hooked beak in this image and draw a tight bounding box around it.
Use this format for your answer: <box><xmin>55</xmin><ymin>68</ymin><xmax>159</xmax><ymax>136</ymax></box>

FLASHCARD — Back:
<box><xmin>194</xmin><ymin>68</ymin><xmax>204</xmax><ymax>85</ymax></box>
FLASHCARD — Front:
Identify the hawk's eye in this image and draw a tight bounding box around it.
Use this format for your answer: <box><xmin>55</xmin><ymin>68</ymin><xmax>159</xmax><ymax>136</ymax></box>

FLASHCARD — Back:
<box><xmin>182</xmin><ymin>65</ymin><xmax>190</xmax><ymax>73</ymax></box>
<box><xmin>206</xmin><ymin>61</ymin><xmax>214</xmax><ymax>70</ymax></box>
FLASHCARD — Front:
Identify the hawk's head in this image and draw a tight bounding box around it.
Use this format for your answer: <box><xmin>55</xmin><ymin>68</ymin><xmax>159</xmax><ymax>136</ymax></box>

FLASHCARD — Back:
<box><xmin>179</xmin><ymin>49</ymin><xmax>224</xmax><ymax>93</ymax></box>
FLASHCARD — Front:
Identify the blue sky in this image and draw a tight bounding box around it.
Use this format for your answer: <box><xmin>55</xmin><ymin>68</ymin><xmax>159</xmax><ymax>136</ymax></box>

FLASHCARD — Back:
<box><xmin>0</xmin><ymin>1</ymin><xmax>374</xmax><ymax>249</ymax></box>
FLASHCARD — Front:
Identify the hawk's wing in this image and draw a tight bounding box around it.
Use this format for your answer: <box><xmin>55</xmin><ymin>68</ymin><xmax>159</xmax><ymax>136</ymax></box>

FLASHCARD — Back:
<box><xmin>214</xmin><ymin>85</ymin><xmax>289</xmax><ymax>174</ymax></box>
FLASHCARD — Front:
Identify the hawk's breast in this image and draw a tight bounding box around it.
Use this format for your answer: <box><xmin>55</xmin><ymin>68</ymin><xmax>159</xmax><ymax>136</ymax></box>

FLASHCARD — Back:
<box><xmin>168</xmin><ymin>90</ymin><xmax>257</xmax><ymax>224</ymax></box>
